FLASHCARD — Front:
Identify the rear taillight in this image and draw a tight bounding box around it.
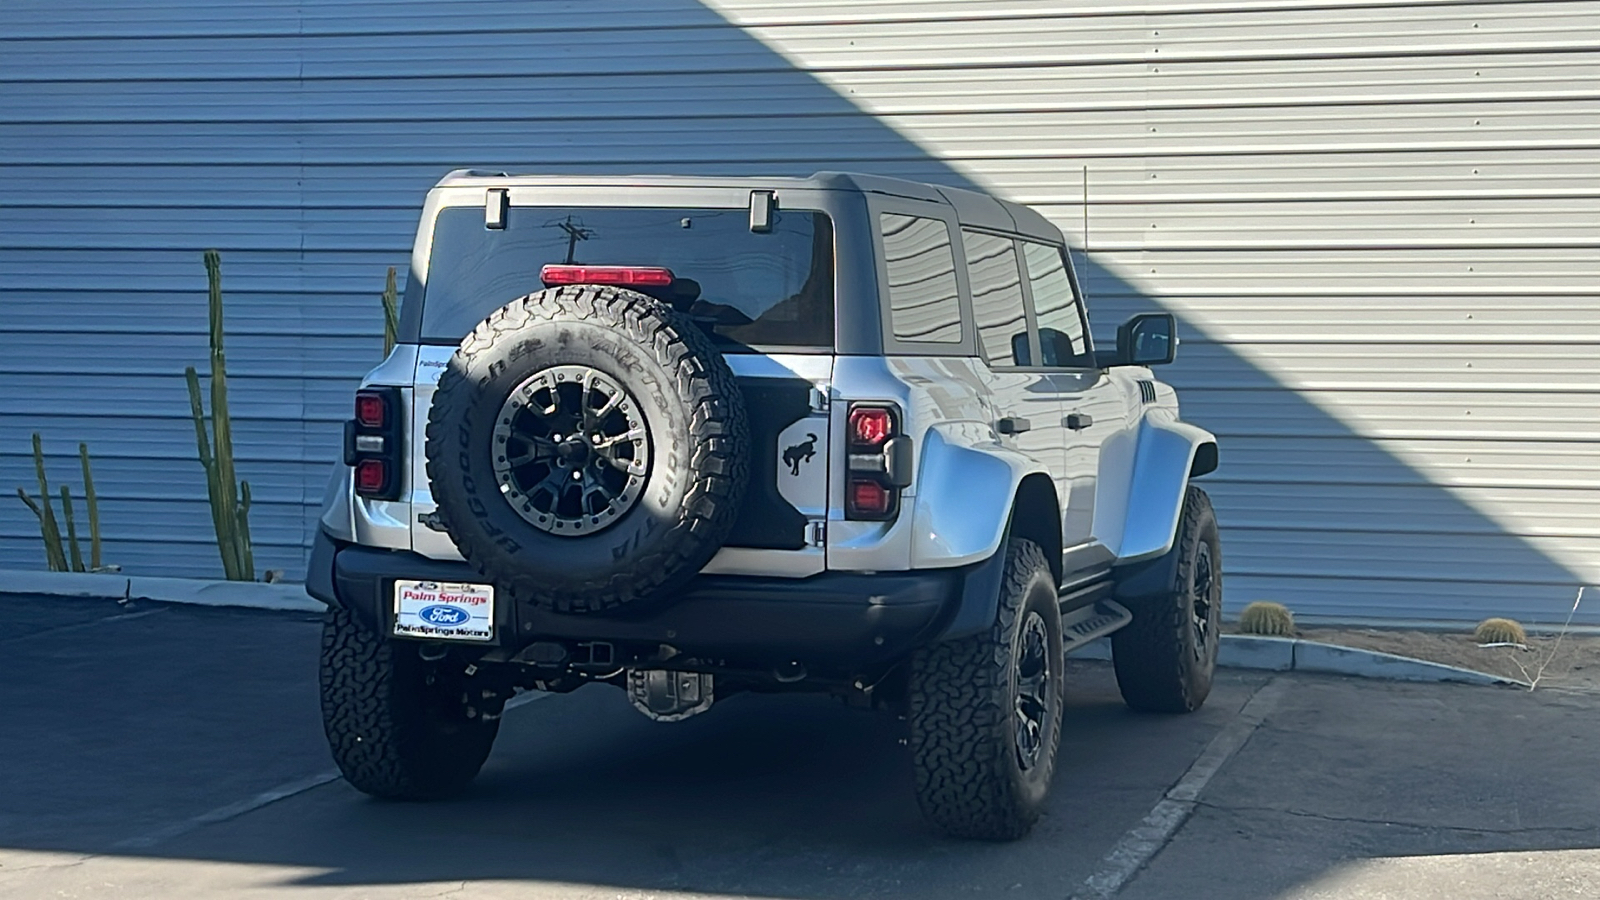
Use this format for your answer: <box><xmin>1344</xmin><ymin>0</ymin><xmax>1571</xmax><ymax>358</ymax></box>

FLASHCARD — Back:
<box><xmin>354</xmin><ymin>393</ymin><xmax>387</xmax><ymax>428</ymax></box>
<box><xmin>850</xmin><ymin>480</ymin><xmax>892</xmax><ymax>517</ymax></box>
<box><xmin>845</xmin><ymin>403</ymin><xmax>912</xmax><ymax>521</ymax></box>
<box><xmin>355</xmin><ymin>459</ymin><xmax>388</xmax><ymax>493</ymax></box>
<box><xmin>346</xmin><ymin>387</ymin><xmax>403</xmax><ymax>500</ymax></box>
<box><xmin>848</xmin><ymin>406</ymin><xmax>893</xmax><ymax>450</ymax></box>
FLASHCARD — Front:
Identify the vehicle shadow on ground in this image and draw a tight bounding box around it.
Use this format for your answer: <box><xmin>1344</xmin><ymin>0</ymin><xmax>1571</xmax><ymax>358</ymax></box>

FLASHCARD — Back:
<box><xmin>137</xmin><ymin>674</ymin><xmax>1600</xmax><ymax>900</ymax></box>
<box><xmin>3</xmin><ymin>600</ymin><xmax>1597</xmax><ymax>900</ymax></box>
<box><xmin>134</xmin><ymin>667</ymin><xmax>1265</xmax><ymax>896</ymax></box>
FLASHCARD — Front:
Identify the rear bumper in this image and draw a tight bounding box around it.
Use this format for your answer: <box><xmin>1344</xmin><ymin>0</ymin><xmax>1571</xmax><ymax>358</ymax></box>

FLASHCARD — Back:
<box><xmin>308</xmin><ymin>530</ymin><xmax>983</xmax><ymax>674</ymax></box>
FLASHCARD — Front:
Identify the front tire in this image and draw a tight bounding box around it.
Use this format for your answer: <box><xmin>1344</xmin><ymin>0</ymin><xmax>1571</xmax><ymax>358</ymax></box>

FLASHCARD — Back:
<box><xmin>319</xmin><ymin>608</ymin><xmax>500</xmax><ymax>800</ymax></box>
<box><xmin>1111</xmin><ymin>485</ymin><xmax>1222</xmax><ymax>713</ymax></box>
<box><xmin>909</xmin><ymin>539</ymin><xmax>1064</xmax><ymax>840</ymax></box>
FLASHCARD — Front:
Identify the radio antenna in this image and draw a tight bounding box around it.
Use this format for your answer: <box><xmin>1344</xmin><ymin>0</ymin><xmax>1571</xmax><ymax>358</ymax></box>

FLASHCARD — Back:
<box><xmin>1081</xmin><ymin>164</ymin><xmax>1091</xmax><ymax>271</ymax></box>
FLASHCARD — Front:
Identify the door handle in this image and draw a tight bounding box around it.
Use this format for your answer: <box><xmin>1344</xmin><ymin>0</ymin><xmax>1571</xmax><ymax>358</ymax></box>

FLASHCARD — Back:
<box><xmin>1065</xmin><ymin>412</ymin><xmax>1094</xmax><ymax>430</ymax></box>
<box><xmin>996</xmin><ymin>416</ymin><xmax>1031</xmax><ymax>435</ymax></box>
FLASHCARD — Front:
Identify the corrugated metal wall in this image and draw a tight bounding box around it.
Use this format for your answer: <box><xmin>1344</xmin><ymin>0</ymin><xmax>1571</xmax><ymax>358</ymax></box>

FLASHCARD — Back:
<box><xmin>2</xmin><ymin>0</ymin><xmax>1594</xmax><ymax>624</ymax></box>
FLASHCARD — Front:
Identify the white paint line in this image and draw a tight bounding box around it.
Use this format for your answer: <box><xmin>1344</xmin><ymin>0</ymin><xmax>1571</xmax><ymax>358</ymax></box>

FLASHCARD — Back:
<box><xmin>112</xmin><ymin>688</ymin><xmax>553</xmax><ymax>851</ymax></box>
<box><xmin>1070</xmin><ymin>677</ymin><xmax>1291</xmax><ymax>900</ymax></box>
<box><xmin>113</xmin><ymin>770</ymin><xmax>341</xmax><ymax>850</ymax></box>
<box><xmin>0</xmin><ymin>607</ymin><xmax>168</xmax><ymax>645</ymax></box>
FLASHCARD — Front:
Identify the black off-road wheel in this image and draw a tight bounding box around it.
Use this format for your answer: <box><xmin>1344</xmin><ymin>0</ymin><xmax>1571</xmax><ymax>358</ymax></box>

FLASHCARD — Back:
<box><xmin>908</xmin><ymin>539</ymin><xmax>1064</xmax><ymax>840</ymax></box>
<box><xmin>319</xmin><ymin>608</ymin><xmax>500</xmax><ymax>800</ymax></box>
<box><xmin>1112</xmin><ymin>485</ymin><xmax>1222</xmax><ymax>713</ymax></box>
<box><xmin>425</xmin><ymin>284</ymin><xmax>749</xmax><ymax>614</ymax></box>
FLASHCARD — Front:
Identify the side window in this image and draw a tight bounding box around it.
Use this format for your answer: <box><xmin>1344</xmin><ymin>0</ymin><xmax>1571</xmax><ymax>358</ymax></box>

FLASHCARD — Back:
<box><xmin>960</xmin><ymin>230</ymin><xmax>1031</xmax><ymax>367</ymax></box>
<box><xmin>1022</xmin><ymin>241</ymin><xmax>1090</xmax><ymax>367</ymax></box>
<box><xmin>879</xmin><ymin>212</ymin><xmax>963</xmax><ymax>344</ymax></box>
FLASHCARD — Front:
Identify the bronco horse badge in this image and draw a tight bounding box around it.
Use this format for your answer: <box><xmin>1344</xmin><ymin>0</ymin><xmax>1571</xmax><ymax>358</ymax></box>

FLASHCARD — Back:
<box><xmin>782</xmin><ymin>432</ymin><xmax>818</xmax><ymax>476</ymax></box>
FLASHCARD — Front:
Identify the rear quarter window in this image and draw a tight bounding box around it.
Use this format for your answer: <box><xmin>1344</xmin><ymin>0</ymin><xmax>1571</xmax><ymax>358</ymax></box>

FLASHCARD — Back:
<box><xmin>879</xmin><ymin>212</ymin><xmax>963</xmax><ymax>345</ymax></box>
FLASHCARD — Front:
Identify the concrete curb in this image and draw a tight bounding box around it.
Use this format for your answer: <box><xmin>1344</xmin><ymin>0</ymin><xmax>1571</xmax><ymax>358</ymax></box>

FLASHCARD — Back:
<box><xmin>0</xmin><ymin>568</ymin><xmax>323</xmax><ymax>613</ymax></box>
<box><xmin>1073</xmin><ymin>634</ymin><xmax>1520</xmax><ymax>686</ymax></box>
<box><xmin>0</xmin><ymin>570</ymin><xmax>1533</xmax><ymax>685</ymax></box>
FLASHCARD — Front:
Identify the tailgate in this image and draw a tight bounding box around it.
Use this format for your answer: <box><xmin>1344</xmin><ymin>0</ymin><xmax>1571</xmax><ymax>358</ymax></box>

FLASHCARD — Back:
<box><xmin>409</xmin><ymin>347</ymin><xmax>833</xmax><ymax>572</ymax></box>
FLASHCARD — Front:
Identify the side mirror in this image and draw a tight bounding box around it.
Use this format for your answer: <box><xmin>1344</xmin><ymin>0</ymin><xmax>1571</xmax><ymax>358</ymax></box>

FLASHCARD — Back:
<box><xmin>1116</xmin><ymin>313</ymin><xmax>1178</xmax><ymax>366</ymax></box>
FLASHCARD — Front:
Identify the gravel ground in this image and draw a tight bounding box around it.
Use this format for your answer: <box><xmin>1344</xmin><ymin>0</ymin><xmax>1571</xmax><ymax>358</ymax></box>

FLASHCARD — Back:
<box><xmin>1264</xmin><ymin>625</ymin><xmax>1600</xmax><ymax>692</ymax></box>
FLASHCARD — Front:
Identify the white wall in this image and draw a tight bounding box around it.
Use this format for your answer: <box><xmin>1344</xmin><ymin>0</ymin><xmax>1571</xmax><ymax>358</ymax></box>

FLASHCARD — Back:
<box><xmin>1</xmin><ymin>0</ymin><xmax>1595</xmax><ymax>623</ymax></box>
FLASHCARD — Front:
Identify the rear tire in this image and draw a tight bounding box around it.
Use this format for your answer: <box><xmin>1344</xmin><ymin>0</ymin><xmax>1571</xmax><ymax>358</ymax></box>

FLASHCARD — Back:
<box><xmin>319</xmin><ymin>607</ymin><xmax>500</xmax><ymax>800</ymax></box>
<box><xmin>1111</xmin><ymin>485</ymin><xmax>1222</xmax><ymax>713</ymax></box>
<box><xmin>909</xmin><ymin>539</ymin><xmax>1064</xmax><ymax>840</ymax></box>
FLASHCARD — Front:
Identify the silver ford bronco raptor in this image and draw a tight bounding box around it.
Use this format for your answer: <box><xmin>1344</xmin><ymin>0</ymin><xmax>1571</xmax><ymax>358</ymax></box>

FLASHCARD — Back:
<box><xmin>307</xmin><ymin>170</ymin><xmax>1221</xmax><ymax>840</ymax></box>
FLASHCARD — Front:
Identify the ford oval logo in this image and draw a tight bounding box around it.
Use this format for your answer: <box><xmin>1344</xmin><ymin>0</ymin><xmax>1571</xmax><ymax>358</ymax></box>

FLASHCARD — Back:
<box><xmin>418</xmin><ymin>605</ymin><xmax>470</xmax><ymax>626</ymax></box>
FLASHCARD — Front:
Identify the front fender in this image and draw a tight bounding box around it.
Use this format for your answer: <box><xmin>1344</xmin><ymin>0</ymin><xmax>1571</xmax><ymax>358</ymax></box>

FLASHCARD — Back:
<box><xmin>910</xmin><ymin>424</ymin><xmax>1048</xmax><ymax>569</ymax></box>
<box><xmin>1116</xmin><ymin>413</ymin><xmax>1217</xmax><ymax>564</ymax></box>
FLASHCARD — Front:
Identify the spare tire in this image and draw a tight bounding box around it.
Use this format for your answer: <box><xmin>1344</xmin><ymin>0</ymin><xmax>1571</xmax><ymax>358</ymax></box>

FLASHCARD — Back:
<box><xmin>425</xmin><ymin>285</ymin><xmax>749</xmax><ymax>614</ymax></box>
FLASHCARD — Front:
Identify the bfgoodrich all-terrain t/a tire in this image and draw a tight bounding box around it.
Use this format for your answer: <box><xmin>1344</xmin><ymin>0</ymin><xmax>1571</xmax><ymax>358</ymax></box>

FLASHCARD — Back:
<box><xmin>319</xmin><ymin>607</ymin><xmax>499</xmax><ymax>800</ymax></box>
<box><xmin>425</xmin><ymin>285</ymin><xmax>749</xmax><ymax>614</ymax></box>
<box><xmin>1111</xmin><ymin>485</ymin><xmax>1222</xmax><ymax>713</ymax></box>
<box><xmin>909</xmin><ymin>539</ymin><xmax>1065</xmax><ymax>840</ymax></box>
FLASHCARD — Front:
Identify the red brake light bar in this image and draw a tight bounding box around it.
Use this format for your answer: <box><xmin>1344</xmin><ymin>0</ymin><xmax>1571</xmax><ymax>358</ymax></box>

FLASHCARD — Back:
<box><xmin>540</xmin><ymin>265</ymin><xmax>675</xmax><ymax>287</ymax></box>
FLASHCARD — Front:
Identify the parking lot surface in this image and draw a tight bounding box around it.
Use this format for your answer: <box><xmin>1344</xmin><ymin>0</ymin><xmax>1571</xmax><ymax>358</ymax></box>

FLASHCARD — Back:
<box><xmin>2</xmin><ymin>594</ymin><xmax>1597</xmax><ymax>899</ymax></box>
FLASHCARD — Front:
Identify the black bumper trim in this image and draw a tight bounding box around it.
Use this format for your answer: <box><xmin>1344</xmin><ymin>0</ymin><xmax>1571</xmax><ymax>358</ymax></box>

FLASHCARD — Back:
<box><xmin>318</xmin><ymin>533</ymin><xmax>979</xmax><ymax>673</ymax></box>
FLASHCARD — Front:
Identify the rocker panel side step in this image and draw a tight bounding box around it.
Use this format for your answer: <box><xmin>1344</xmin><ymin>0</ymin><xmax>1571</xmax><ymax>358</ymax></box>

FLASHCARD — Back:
<box><xmin>1061</xmin><ymin>599</ymin><xmax>1134</xmax><ymax>656</ymax></box>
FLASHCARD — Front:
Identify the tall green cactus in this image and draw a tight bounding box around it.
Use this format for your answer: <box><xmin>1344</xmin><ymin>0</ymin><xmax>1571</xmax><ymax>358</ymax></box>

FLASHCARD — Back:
<box><xmin>79</xmin><ymin>443</ymin><xmax>102</xmax><ymax>571</ymax></box>
<box><xmin>186</xmin><ymin>249</ymin><xmax>254</xmax><ymax>581</ymax></box>
<box><xmin>381</xmin><ymin>266</ymin><xmax>399</xmax><ymax>356</ymax></box>
<box><xmin>60</xmin><ymin>485</ymin><xmax>84</xmax><ymax>573</ymax></box>
<box><xmin>15</xmin><ymin>434</ymin><xmax>104</xmax><ymax>572</ymax></box>
<box><xmin>32</xmin><ymin>433</ymin><xmax>68</xmax><ymax>570</ymax></box>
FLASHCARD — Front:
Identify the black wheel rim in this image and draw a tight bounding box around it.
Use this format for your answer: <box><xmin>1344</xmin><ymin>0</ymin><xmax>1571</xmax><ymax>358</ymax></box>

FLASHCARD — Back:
<box><xmin>492</xmin><ymin>365</ymin><xmax>651</xmax><ymax>536</ymax></box>
<box><xmin>1014</xmin><ymin>610</ymin><xmax>1052</xmax><ymax>772</ymax></box>
<box><xmin>1191</xmin><ymin>540</ymin><xmax>1217</xmax><ymax>658</ymax></box>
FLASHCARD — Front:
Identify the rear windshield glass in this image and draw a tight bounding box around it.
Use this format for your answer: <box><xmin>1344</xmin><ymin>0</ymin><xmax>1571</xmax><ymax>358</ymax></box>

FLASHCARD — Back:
<box><xmin>422</xmin><ymin>205</ymin><xmax>834</xmax><ymax>350</ymax></box>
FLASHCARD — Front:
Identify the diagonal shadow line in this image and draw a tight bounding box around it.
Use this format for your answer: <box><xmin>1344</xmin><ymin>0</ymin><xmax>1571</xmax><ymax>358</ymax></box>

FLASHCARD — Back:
<box><xmin>672</xmin><ymin>6</ymin><xmax>1590</xmax><ymax>627</ymax></box>
<box><xmin>0</xmin><ymin>4</ymin><xmax>1596</xmax><ymax>899</ymax></box>
<box><xmin>2</xmin><ymin>2</ymin><xmax>1584</xmax><ymax>628</ymax></box>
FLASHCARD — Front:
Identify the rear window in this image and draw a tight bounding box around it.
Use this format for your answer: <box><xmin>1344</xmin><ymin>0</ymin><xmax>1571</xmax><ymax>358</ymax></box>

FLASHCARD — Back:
<box><xmin>422</xmin><ymin>205</ymin><xmax>834</xmax><ymax>350</ymax></box>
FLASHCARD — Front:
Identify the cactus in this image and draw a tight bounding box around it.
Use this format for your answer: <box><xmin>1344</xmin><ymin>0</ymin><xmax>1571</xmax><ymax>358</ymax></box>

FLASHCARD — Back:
<box><xmin>79</xmin><ymin>442</ymin><xmax>102</xmax><ymax>571</ymax></box>
<box><xmin>14</xmin><ymin>434</ymin><xmax>104</xmax><ymax>572</ymax></box>
<box><xmin>60</xmin><ymin>485</ymin><xmax>84</xmax><ymax>572</ymax></box>
<box><xmin>381</xmin><ymin>266</ymin><xmax>400</xmax><ymax>356</ymax></box>
<box><xmin>1238</xmin><ymin>601</ymin><xmax>1295</xmax><ymax>636</ymax></box>
<box><xmin>29</xmin><ymin>433</ymin><xmax>68</xmax><ymax>571</ymax></box>
<box><xmin>186</xmin><ymin>249</ymin><xmax>254</xmax><ymax>581</ymax></box>
<box><xmin>1474</xmin><ymin>617</ymin><xmax>1527</xmax><ymax>645</ymax></box>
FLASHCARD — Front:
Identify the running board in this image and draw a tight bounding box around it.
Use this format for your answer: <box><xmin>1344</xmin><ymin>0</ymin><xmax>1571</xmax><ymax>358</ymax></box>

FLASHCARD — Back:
<box><xmin>1061</xmin><ymin>599</ymin><xmax>1133</xmax><ymax>656</ymax></box>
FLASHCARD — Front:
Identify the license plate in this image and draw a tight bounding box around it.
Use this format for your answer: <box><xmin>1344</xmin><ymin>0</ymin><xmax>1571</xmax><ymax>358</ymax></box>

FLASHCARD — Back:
<box><xmin>393</xmin><ymin>580</ymin><xmax>494</xmax><ymax>642</ymax></box>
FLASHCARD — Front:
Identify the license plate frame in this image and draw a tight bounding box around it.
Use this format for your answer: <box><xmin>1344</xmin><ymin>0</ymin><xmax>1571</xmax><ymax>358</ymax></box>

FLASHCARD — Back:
<box><xmin>392</xmin><ymin>579</ymin><xmax>494</xmax><ymax>642</ymax></box>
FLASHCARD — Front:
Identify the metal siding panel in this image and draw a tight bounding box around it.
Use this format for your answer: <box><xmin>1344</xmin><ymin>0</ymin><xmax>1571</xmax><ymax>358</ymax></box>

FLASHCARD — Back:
<box><xmin>1</xmin><ymin>0</ymin><xmax>1594</xmax><ymax>626</ymax></box>
<box><xmin>701</xmin><ymin>0</ymin><xmax>1600</xmax><ymax>624</ymax></box>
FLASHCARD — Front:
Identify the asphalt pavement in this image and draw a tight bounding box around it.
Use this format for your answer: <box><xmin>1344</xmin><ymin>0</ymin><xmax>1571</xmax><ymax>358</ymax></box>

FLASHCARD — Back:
<box><xmin>2</xmin><ymin>593</ymin><xmax>1597</xmax><ymax>899</ymax></box>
